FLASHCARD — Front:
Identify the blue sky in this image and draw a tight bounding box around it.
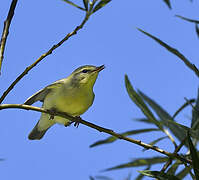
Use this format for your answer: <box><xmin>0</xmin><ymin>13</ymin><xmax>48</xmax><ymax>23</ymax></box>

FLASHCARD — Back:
<box><xmin>0</xmin><ymin>0</ymin><xmax>199</xmax><ymax>179</ymax></box>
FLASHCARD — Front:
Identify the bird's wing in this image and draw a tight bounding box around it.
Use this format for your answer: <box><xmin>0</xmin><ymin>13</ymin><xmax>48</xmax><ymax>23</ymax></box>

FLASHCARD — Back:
<box><xmin>24</xmin><ymin>79</ymin><xmax>65</xmax><ymax>105</ymax></box>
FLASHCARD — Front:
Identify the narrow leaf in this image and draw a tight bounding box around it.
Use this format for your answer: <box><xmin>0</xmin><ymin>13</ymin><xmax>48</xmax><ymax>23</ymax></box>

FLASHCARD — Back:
<box><xmin>167</xmin><ymin>161</ymin><xmax>180</xmax><ymax>175</ymax></box>
<box><xmin>92</xmin><ymin>0</ymin><xmax>111</xmax><ymax>13</ymax></box>
<box><xmin>90</xmin><ymin>128</ymin><xmax>159</xmax><ymax>148</ymax></box>
<box><xmin>62</xmin><ymin>0</ymin><xmax>86</xmax><ymax>11</ymax></box>
<box><xmin>176</xmin><ymin>15</ymin><xmax>199</xmax><ymax>24</ymax></box>
<box><xmin>173</xmin><ymin>98</ymin><xmax>195</xmax><ymax>119</ymax></box>
<box><xmin>176</xmin><ymin>166</ymin><xmax>191</xmax><ymax>179</ymax></box>
<box><xmin>104</xmin><ymin>157</ymin><xmax>168</xmax><ymax>171</ymax></box>
<box><xmin>143</xmin><ymin>136</ymin><xmax>167</xmax><ymax>151</ymax></box>
<box><xmin>192</xmin><ymin>88</ymin><xmax>199</xmax><ymax>129</ymax></box>
<box><xmin>195</xmin><ymin>23</ymin><xmax>199</xmax><ymax>39</ymax></box>
<box><xmin>137</xmin><ymin>28</ymin><xmax>199</xmax><ymax>78</ymax></box>
<box><xmin>138</xmin><ymin>170</ymin><xmax>180</xmax><ymax>180</ymax></box>
<box><xmin>135</xmin><ymin>166</ymin><xmax>151</xmax><ymax>180</ymax></box>
<box><xmin>94</xmin><ymin>176</ymin><xmax>113</xmax><ymax>180</ymax></box>
<box><xmin>134</xmin><ymin>118</ymin><xmax>154</xmax><ymax>124</ymax></box>
<box><xmin>187</xmin><ymin>131</ymin><xmax>199</xmax><ymax>178</ymax></box>
<box><xmin>83</xmin><ymin>0</ymin><xmax>88</xmax><ymax>10</ymax></box>
<box><xmin>163</xmin><ymin>0</ymin><xmax>171</xmax><ymax>9</ymax></box>
<box><xmin>138</xmin><ymin>90</ymin><xmax>186</xmax><ymax>144</ymax></box>
<box><xmin>125</xmin><ymin>75</ymin><xmax>163</xmax><ymax>130</ymax></box>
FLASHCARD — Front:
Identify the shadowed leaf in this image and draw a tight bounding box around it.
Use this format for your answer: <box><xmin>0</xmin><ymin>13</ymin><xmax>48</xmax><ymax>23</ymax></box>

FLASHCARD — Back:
<box><xmin>94</xmin><ymin>176</ymin><xmax>113</xmax><ymax>180</ymax></box>
<box><xmin>187</xmin><ymin>131</ymin><xmax>199</xmax><ymax>178</ymax></box>
<box><xmin>62</xmin><ymin>0</ymin><xmax>86</xmax><ymax>10</ymax></box>
<box><xmin>196</xmin><ymin>24</ymin><xmax>199</xmax><ymax>39</ymax></box>
<box><xmin>173</xmin><ymin>98</ymin><xmax>195</xmax><ymax>119</ymax></box>
<box><xmin>90</xmin><ymin>128</ymin><xmax>159</xmax><ymax>147</ymax></box>
<box><xmin>167</xmin><ymin>161</ymin><xmax>180</xmax><ymax>175</ymax></box>
<box><xmin>192</xmin><ymin>88</ymin><xmax>199</xmax><ymax>129</ymax></box>
<box><xmin>134</xmin><ymin>118</ymin><xmax>154</xmax><ymax>124</ymax></box>
<box><xmin>138</xmin><ymin>90</ymin><xmax>186</xmax><ymax>145</ymax></box>
<box><xmin>137</xmin><ymin>28</ymin><xmax>199</xmax><ymax>78</ymax></box>
<box><xmin>138</xmin><ymin>170</ymin><xmax>180</xmax><ymax>180</ymax></box>
<box><xmin>125</xmin><ymin>75</ymin><xmax>163</xmax><ymax>130</ymax></box>
<box><xmin>163</xmin><ymin>0</ymin><xmax>171</xmax><ymax>9</ymax></box>
<box><xmin>176</xmin><ymin>15</ymin><xmax>199</xmax><ymax>24</ymax></box>
<box><xmin>104</xmin><ymin>157</ymin><xmax>168</xmax><ymax>171</ymax></box>
<box><xmin>92</xmin><ymin>0</ymin><xmax>111</xmax><ymax>13</ymax></box>
<box><xmin>176</xmin><ymin>166</ymin><xmax>191</xmax><ymax>179</ymax></box>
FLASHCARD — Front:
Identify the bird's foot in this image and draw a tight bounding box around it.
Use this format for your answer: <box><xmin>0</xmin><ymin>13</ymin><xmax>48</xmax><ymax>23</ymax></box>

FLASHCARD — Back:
<box><xmin>74</xmin><ymin>116</ymin><xmax>81</xmax><ymax>128</ymax></box>
<box><xmin>48</xmin><ymin>108</ymin><xmax>57</xmax><ymax>120</ymax></box>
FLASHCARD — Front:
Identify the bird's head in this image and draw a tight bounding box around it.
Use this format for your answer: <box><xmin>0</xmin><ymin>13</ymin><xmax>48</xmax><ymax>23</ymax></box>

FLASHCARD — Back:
<box><xmin>70</xmin><ymin>65</ymin><xmax>105</xmax><ymax>88</ymax></box>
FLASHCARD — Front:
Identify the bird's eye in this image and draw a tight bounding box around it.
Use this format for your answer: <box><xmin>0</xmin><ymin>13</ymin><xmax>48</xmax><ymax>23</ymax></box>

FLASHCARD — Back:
<box><xmin>82</xmin><ymin>69</ymin><xmax>89</xmax><ymax>73</ymax></box>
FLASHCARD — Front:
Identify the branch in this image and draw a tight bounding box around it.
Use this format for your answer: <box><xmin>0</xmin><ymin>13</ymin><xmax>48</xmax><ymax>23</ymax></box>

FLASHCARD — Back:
<box><xmin>0</xmin><ymin>104</ymin><xmax>192</xmax><ymax>165</ymax></box>
<box><xmin>0</xmin><ymin>4</ymin><xmax>94</xmax><ymax>104</ymax></box>
<box><xmin>0</xmin><ymin>0</ymin><xmax>18</xmax><ymax>75</ymax></box>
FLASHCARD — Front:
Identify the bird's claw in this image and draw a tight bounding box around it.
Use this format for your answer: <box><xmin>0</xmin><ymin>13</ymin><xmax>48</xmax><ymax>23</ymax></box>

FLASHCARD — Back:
<box><xmin>74</xmin><ymin>116</ymin><xmax>81</xmax><ymax>128</ymax></box>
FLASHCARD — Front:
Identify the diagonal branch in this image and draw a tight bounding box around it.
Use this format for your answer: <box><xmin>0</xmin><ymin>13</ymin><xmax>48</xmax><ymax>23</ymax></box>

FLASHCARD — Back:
<box><xmin>0</xmin><ymin>103</ymin><xmax>192</xmax><ymax>165</ymax></box>
<box><xmin>0</xmin><ymin>6</ymin><xmax>93</xmax><ymax>104</ymax></box>
<box><xmin>0</xmin><ymin>0</ymin><xmax>18</xmax><ymax>75</ymax></box>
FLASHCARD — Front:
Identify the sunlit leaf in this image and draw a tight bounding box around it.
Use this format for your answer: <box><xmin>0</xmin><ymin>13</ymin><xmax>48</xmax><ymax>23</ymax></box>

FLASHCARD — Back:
<box><xmin>143</xmin><ymin>136</ymin><xmax>167</xmax><ymax>151</ymax></box>
<box><xmin>137</xmin><ymin>28</ymin><xmax>199</xmax><ymax>78</ymax></box>
<box><xmin>167</xmin><ymin>161</ymin><xmax>180</xmax><ymax>175</ymax></box>
<box><xmin>62</xmin><ymin>0</ymin><xmax>86</xmax><ymax>11</ymax></box>
<box><xmin>192</xmin><ymin>88</ymin><xmax>199</xmax><ymax>129</ymax></box>
<box><xmin>135</xmin><ymin>166</ymin><xmax>151</xmax><ymax>180</ymax></box>
<box><xmin>83</xmin><ymin>0</ymin><xmax>89</xmax><ymax>10</ymax></box>
<box><xmin>125</xmin><ymin>75</ymin><xmax>163</xmax><ymax>130</ymax></box>
<box><xmin>138</xmin><ymin>170</ymin><xmax>180</xmax><ymax>180</ymax></box>
<box><xmin>92</xmin><ymin>0</ymin><xmax>111</xmax><ymax>13</ymax></box>
<box><xmin>176</xmin><ymin>15</ymin><xmax>199</xmax><ymax>24</ymax></box>
<box><xmin>173</xmin><ymin>98</ymin><xmax>195</xmax><ymax>119</ymax></box>
<box><xmin>104</xmin><ymin>157</ymin><xmax>168</xmax><ymax>171</ymax></box>
<box><xmin>187</xmin><ymin>131</ymin><xmax>199</xmax><ymax>178</ymax></box>
<box><xmin>138</xmin><ymin>90</ymin><xmax>186</xmax><ymax>145</ymax></box>
<box><xmin>163</xmin><ymin>0</ymin><xmax>171</xmax><ymax>9</ymax></box>
<box><xmin>90</xmin><ymin>128</ymin><xmax>160</xmax><ymax>148</ymax></box>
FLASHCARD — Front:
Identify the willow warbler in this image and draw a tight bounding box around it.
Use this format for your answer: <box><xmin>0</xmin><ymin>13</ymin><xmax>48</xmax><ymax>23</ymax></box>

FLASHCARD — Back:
<box><xmin>24</xmin><ymin>65</ymin><xmax>105</xmax><ymax>140</ymax></box>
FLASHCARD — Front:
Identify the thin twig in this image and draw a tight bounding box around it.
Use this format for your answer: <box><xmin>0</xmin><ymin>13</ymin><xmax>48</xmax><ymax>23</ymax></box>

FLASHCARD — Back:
<box><xmin>0</xmin><ymin>0</ymin><xmax>18</xmax><ymax>75</ymax></box>
<box><xmin>0</xmin><ymin>4</ymin><xmax>94</xmax><ymax>104</ymax></box>
<box><xmin>173</xmin><ymin>98</ymin><xmax>195</xmax><ymax>119</ymax></box>
<box><xmin>161</xmin><ymin>137</ymin><xmax>187</xmax><ymax>172</ymax></box>
<box><xmin>0</xmin><ymin>104</ymin><xmax>192</xmax><ymax>165</ymax></box>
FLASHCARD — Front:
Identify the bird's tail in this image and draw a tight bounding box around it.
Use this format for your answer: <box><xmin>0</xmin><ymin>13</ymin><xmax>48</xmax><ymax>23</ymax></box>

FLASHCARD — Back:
<box><xmin>28</xmin><ymin>121</ymin><xmax>51</xmax><ymax>140</ymax></box>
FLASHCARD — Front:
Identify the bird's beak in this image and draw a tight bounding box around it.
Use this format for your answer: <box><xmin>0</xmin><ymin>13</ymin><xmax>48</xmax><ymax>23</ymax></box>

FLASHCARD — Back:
<box><xmin>94</xmin><ymin>65</ymin><xmax>105</xmax><ymax>73</ymax></box>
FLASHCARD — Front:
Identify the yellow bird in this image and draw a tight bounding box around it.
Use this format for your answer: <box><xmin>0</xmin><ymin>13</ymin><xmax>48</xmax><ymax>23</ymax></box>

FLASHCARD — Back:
<box><xmin>24</xmin><ymin>65</ymin><xmax>105</xmax><ymax>140</ymax></box>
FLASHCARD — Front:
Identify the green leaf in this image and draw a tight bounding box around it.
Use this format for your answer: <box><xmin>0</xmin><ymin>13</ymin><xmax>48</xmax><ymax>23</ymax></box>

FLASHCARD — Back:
<box><xmin>173</xmin><ymin>98</ymin><xmax>195</xmax><ymax>119</ymax></box>
<box><xmin>104</xmin><ymin>157</ymin><xmax>168</xmax><ymax>171</ymax></box>
<box><xmin>192</xmin><ymin>88</ymin><xmax>199</xmax><ymax>129</ymax></box>
<box><xmin>134</xmin><ymin>118</ymin><xmax>154</xmax><ymax>124</ymax></box>
<box><xmin>137</xmin><ymin>28</ymin><xmax>199</xmax><ymax>78</ymax></box>
<box><xmin>135</xmin><ymin>166</ymin><xmax>151</xmax><ymax>180</ymax></box>
<box><xmin>167</xmin><ymin>161</ymin><xmax>180</xmax><ymax>175</ymax></box>
<box><xmin>62</xmin><ymin>0</ymin><xmax>86</xmax><ymax>11</ymax></box>
<box><xmin>92</xmin><ymin>0</ymin><xmax>111</xmax><ymax>13</ymax></box>
<box><xmin>143</xmin><ymin>136</ymin><xmax>167</xmax><ymax>151</ymax></box>
<box><xmin>138</xmin><ymin>90</ymin><xmax>186</xmax><ymax>144</ymax></box>
<box><xmin>187</xmin><ymin>131</ymin><xmax>199</xmax><ymax>178</ymax></box>
<box><xmin>83</xmin><ymin>0</ymin><xmax>88</xmax><ymax>10</ymax></box>
<box><xmin>125</xmin><ymin>75</ymin><xmax>163</xmax><ymax>130</ymax></box>
<box><xmin>176</xmin><ymin>166</ymin><xmax>191</xmax><ymax>179</ymax></box>
<box><xmin>163</xmin><ymin>0</ymin><xmax>171</xmax><ymax>9</ymax></box>
<box><xmin>176</xmin><ymin>15</ymin><xmax>199</xmax><ymax>24</ymax></box>
<box><xmin>138</xmin><ymin>170</ymin><xmax>180</xmax><ymax>180</ymax></box>
<box><xmin>90</xmin><ymin>128</ymin><xmax>159</xmax><ymax>147</ymax></box>
<box><xmin>196</xmin><ymin>24</ymin><xmax>199</xmax><ymax>39</ymax></box>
